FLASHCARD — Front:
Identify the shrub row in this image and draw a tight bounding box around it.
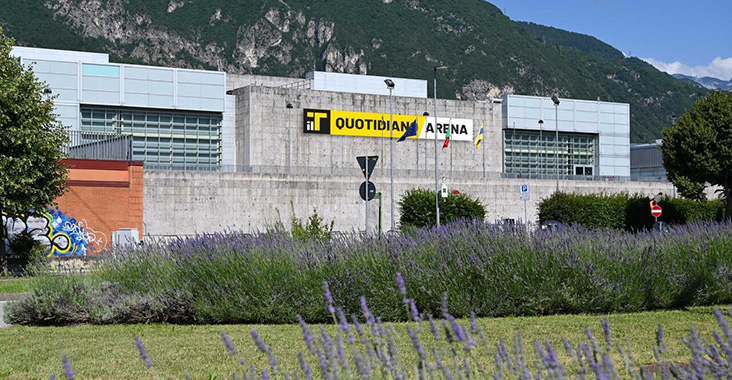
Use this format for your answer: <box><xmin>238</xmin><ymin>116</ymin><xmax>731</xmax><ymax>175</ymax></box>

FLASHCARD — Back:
<box><xmin>7</xmin><ymin>220</ymin><xmax>732</xmax><ymax>326</ymax></box>
<box><xmin>539</xmin><ymin>192</ymin><xmax>725</xmax><ymax>230</ymax></box>
<box><xmin>398</xmin><ymin>188</ymin><xmax>486</xmax><ymax>229</ymax></box>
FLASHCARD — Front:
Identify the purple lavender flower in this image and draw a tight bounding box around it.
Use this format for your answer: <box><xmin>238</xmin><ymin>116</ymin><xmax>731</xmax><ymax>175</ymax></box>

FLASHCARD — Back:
<box><xmin>134</xmin><ymin>336</ymin><xmax>153</xmax><ymax>368</ymax></box>
<box><xmin>470</xmin><ymin>311</ymin><xmax>478</xmax><ymax>334</ymax></box>
<box><xmin>221</xmin><ymin>332</ymin><xmax>238</xmax><ymax>355</ymax></box>
<box><xmin>409</xmin><ymin>299</ymin><xmax>421</xmax><ymax>322</ymax></box>
<box><xmin>62</xmin><ymin>355</ymin><xmax>74</xmax><ymax>380</ymax></box>
<box><xmin>49</xmin><ymin>375</ymin><xmax>56</xmax><ymax>380</ymax></box>
<box><xmin>250</xmin><ymin>329</ymin><xmax>269</xmax><ymax>353</ymax></box>
<box><xmin>407</xmin><ymin>325</ymin><xmax>426</xmax><ymax>360</ymax></box>
<box><xmin>298</xmin><ymin>351</ymin><xmax>314</xmax><ymax>380</ymax></box>
<box><xmin>268</xmin><ymin>348</ymin><xmax>279</xmax><ymax>373</ymax></box>
<box><xmin>354</xmin><ymin>349</ymin><xmax>371</xmax><ymax>378</ymax></box>
<box><xmin>261</xmin><ymin>369</ymin><xmax>270</xmax><ymax>380</ymax></box>
<box><xmin>656</xmin><ymin>324</ymin><xmax>666</xmax><ymax>353</ymax></box>
<box><xmin>600</xmin><ymin>318</ymin><xmax>612</xmax><ymax>348</ymax></box>
<box><xmin>185</xmin><ymin>375</ymin><xmax>192</xmax><ymax>380</ymax></box>
<box><xmin>428</xmin><ymin>315</ymin><xmax>441</xmax><ymax>340</ymax></box>
<box><xmin>396</xmin><ymin>272</ymin><xmax>407</xmax><ymax>297</ymax></box>
<box><xmin>297</xmin><ymin>314</ymin><xmax>316</xmax><ymax>352</ymax></box>
<box><xmin>360</xmin><ymin>296</ymin><xmax>375</xmax><ymax>326</ymax></box>
<box><xmin>351</xmin><ymin>315</ymin><xmax>364</xmax><ymax>336</ymax></box>
<box><xmin>336</xmin><ymin>307</ymin><xmax>350</xmax><ymax>334</ymax></box>
<box><xmin>323</xmin><ymin>281</ymin><xmax>335</xmax><ymax>314</ymax></box>
<box><xmin>448</xmin><ymin>315</ymin><xmax>466</xmax><ymax>342</ymax></box>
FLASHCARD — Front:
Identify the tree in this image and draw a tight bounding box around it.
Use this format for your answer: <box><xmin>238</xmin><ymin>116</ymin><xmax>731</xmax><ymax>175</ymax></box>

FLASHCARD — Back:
<box><xmin>661</xmin><ymin>91</ymin><xmax>732</xmax><ymax>219</ymax></box>
<box><xmin>0</xmin><ymin>28</ymin><xmax>68</xmax><ymax>275</ymax></box>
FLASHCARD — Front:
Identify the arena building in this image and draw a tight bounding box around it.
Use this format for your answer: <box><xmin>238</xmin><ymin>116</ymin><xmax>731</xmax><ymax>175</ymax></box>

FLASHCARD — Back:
<box><xmin>11</xmin><ymin>46</ymin><xmax>675</xmax><ymax>242</ymax></box>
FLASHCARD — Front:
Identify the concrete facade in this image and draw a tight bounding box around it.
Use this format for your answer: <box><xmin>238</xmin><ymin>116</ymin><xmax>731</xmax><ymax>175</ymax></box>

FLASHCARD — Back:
<box><xmin>233</xmin><ymin>86</ymin><xmax>502</xmax><ymax>177</ymax></box>
<box><xmin>144</xmin><ymin>169</ymin><xmax>676</xmax><ymax>236</ymax></box>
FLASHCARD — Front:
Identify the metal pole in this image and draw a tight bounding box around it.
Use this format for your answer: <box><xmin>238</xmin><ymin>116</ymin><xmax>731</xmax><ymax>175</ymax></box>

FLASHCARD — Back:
<box><xmin>433</xmin><ymin>68</ymin><xmax>440</xmax><ymax>227</ymax></box>
<box><xmin>365</xmin><ymin>159</ymin><xmax>369</xmax><ymax>235</ymax></box>
<box><xmin>389</xmin><ymin>88</ymin><xmax>395</xmax><ymax>232</ymax></box>
<box><xmin>524</xmin><ymin>199</ymin><xmax>527</xmax><ymax>226</ymax></box>
<box><xmin>555</xmin><ymin>104</ymin><xmax>559</xmax><ymax>192</ymax></box>
<box><xmin>539</xmin><ymin>122</ymin><xmax>542</xmax><ymax>179</ymax></box>
<box><xmin>378</xmin><ymin>192</ymin><xmax>383</xmax><ymax>235</ymax></box>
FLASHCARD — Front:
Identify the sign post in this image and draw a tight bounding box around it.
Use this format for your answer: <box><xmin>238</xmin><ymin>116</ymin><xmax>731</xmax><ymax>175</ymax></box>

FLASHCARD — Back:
<box><xmin>357</xmin><ymin>156</ymin><xmax>378</xmax><ymax>234</ymax></box>
<box><xmin>520</xmin><ymin>184</ymin><xmax>530</xmax><ymax>225</ymax></box>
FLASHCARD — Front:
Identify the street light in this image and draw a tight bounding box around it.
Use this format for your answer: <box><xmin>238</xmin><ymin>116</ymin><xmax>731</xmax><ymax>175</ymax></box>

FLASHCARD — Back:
<box><xmin>538</xmin><ymin>119</ymin><xmax>544</xmax><ymax>178</ymax></box>
<box><xmin>423</xmin><ymin>112</ymin><xmax>429</xmax><ymax>175</ymax></box>
<box><xmin>551</xmin><ymin>95</ymin><xmax>560</xmax><ymax>192</ymax></box>
<box><xmin>384</xmin><ymin>79</ymin><xmax>395</xmax><ymax>231</ymax></box>
<box><xmin>433</xmin><ymin>65</ymin><xmax>448</xmax><ymax>226</ymax></box>
<box><xmin>286</xmin><ymin>102</ymin><xmax>293</xmax><ymax>173</ymax></box>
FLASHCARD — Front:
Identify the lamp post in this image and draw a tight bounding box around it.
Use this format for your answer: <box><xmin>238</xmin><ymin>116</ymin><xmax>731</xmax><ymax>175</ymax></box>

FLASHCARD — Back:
<box><xmin>423</xmin><ymin>112</ymin><xmax>429</xmax><ymax>176</ymax></box>
<box><xmin>551</xmin><ymin>95</ymin><xmax>560</xmax><ymax>192</ymax></box>
<box><xmin>384</xmin><ymin>79</ymin><xmax>395</xmax><ymax>231</ymax></box>
<box><xmin>538</xmin><ymin>119</ymin><xmax>543</xmax><ymax>179</ymax></box>
<box><xmin>433</xmin><ymin>65</ymin><xmax>448</xmax><ymax>226</ymax></box>
<box><xmin>286</xmin><ymin>102</ymin><xmax>293</xmax><ymax>174</ymax></box>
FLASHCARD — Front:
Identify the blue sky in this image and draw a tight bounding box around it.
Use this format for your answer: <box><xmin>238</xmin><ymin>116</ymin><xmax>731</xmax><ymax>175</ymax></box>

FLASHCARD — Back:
<box><xmin>487</xmin><ymin>0</ymin><xmax>732</xmax><ymax>80</ymax></box>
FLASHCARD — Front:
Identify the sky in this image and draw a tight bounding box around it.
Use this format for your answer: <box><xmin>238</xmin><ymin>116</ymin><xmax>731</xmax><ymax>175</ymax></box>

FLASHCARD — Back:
<box><xmin>487</xmin><ymin>0</ymin><xmax>732</xmax><ymax>80</ymax></box>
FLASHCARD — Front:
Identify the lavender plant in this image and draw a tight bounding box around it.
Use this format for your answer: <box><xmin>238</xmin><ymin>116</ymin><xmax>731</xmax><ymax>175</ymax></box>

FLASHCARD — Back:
<box><xmin>7</xmin><ymin>220</ymin><xmax>732</xmax><ymax>326</ymax></box>
<box><xmin>51</xmin><ymin>276</ymin><xmax>732</xmax><ymax>379</ymax></box>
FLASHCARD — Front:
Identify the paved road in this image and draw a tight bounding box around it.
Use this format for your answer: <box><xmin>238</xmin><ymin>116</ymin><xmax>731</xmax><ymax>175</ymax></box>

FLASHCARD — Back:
<box><xmin>0</xmin><ymin>301</ymin><xmax>9</xmax><ymax>328</ymax></box>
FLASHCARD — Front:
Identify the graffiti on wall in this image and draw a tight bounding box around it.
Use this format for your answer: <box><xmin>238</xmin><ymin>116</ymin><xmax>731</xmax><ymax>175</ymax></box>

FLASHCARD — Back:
<box><xmin>1</xmin><ymin>208</ymin><xmax>107</xmax><ymax>256</ymax></box>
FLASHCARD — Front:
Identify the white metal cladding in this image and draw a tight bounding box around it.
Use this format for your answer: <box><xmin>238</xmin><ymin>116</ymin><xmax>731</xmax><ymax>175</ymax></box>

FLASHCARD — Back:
<box><xmin>501</xmin><ymin>95</ymin><xmax>630</xmax><ymax>177</ymax></box>
<box><xmin>307</xmin><ymin>71</ymin><xmax>428</xmax><ymax>98</ymax></box>
<box><xmin>14</xmin><ymin>47</ymin><xmax>227</xmax><ymax>133</ymax></box>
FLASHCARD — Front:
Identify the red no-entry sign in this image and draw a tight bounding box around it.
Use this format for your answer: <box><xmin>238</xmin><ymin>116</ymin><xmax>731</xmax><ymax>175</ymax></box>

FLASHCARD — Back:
<box><xmin>651</xmin><ymin>204</ymin><xmax>662</xmax><ymax>217</ymax></box>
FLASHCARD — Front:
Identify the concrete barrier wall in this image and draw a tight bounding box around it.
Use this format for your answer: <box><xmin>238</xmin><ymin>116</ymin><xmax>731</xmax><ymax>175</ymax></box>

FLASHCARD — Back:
<box><xmin>143</xmin><ymin>169</ymin><xmax>678</xmax><ymax>237</ymax></box>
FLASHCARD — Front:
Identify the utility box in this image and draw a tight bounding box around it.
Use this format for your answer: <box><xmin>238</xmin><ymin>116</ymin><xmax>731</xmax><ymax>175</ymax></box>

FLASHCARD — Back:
<box><xmin>112</xmin><ymin>228</ymin><xmax>140</xmax><ymax>248</ymax></box>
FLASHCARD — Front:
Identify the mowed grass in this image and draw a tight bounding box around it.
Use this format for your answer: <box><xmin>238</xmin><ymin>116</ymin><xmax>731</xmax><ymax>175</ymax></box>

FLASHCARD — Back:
<box><xmin>0</xmin><ymin>307</ymin><xmax>727</xmax><ymax>380</ymax></box>
<box><xmin>0</xmin><ymin>278</ymin><xmax>31</xmax><ymax>295</ymax></box>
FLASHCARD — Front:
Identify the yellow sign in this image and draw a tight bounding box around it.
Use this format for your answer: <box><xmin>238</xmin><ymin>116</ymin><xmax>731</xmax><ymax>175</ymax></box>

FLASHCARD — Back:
<box><xmin>303</xmin><ymin>108</ymin><xmax>474</xmax><ymax>141</ymax></box>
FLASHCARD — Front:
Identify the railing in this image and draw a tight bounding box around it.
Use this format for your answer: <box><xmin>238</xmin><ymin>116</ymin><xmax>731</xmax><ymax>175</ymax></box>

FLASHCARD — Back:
<box><xmin>64</xmin><ymin>130</ymin><xmax>133</xmax><ymax>161</ymax></box>
<box><xmin>144</xmin><ymin>164</ymin><xmax>669</xmax><ymax>183</ymax></box>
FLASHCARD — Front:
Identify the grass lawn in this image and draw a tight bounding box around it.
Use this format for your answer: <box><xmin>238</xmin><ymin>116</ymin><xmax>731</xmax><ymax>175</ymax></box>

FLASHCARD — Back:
<box><xmin>0</xmin><ymin>306</ymin><xmax>727</xmax><ymax>379</ymax></box>
<box><xmin>0</xmin><ymin>278</ymin><xmax>31</xmax><ymax>296</ymax></box>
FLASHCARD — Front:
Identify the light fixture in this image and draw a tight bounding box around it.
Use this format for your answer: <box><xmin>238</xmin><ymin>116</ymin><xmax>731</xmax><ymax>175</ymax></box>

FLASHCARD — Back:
<box><xmin>384</xmin><ymin>79</ymin><xmax>395</xmax><ymax>89</ymax></box>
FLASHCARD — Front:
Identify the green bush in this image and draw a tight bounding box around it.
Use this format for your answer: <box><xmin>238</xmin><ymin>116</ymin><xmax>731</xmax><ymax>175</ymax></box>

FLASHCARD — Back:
<box><xmin>8</xmin><ymin>231</ymin><xmax>48</xmax><ymax>276</ymax></box>
<box><xmin>540</xmin><ymin>192</ymin><xmax>725</xmax><ymax>230</ymax></box>
<box><xmin>291</xmin><ymin>208</ymin><xmax>333</xmax><ymax>242</ymax></box>
<box><xmin>398</xmin><ymin>188</ymin><xmax>486</xmax><ymax>229</ymax></box>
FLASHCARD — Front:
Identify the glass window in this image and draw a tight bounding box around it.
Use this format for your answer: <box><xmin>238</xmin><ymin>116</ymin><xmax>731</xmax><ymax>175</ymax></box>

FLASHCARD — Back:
<box><xmin>504</xmin><ymin>129</ymin><xmax>597</xmax><ymax>177</ymax></box>
<box><xmin>80</xmin><ymin>105</ymin><xmax>222</xmax><ymax>170</ymax></box>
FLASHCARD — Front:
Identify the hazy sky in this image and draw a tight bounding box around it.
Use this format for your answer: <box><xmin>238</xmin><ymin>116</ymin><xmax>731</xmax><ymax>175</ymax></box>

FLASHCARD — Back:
<box><xmin>487</xmin><ymin>0</ymin><xmax>732</xmax><ymax>80</ymax></box>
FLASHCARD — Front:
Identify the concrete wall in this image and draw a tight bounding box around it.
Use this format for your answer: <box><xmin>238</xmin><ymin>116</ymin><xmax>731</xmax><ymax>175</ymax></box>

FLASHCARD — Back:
<box><xmin>234</xmin><ymin>86</ymin><xmax>503</xmax><ymax>177</ymax></box>
<box><xmin>227</xmin><ymin>74</ymin><xmax>311</xmax><ymax>91</ymax></box>
<box><xmin>143</xmin><ymin>169</ymin><xmax>677</xmax><ymax>236</ymax></box>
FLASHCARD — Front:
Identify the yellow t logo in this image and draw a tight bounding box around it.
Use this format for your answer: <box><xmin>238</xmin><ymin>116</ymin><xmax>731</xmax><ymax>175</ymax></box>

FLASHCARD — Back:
<box><xmin>306</xmin><ymin>111</ymin><xmax>329</xmax><ymax>131</ymax></box>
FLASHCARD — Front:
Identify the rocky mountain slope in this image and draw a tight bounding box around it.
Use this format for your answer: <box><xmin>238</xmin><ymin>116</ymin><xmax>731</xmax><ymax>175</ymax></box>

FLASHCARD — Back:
<box><xmin>0</xmin><ymin>0</ymin><xmax>708</xmax><ymax>142</ymax></box>
<box><xmin>673</xmin><ymin>74</ymin><xmax>732</xmax><ymax>91</ymax></box>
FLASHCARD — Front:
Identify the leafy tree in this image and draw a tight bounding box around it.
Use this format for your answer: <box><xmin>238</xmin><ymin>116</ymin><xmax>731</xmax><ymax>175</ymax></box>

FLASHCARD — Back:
<box><xmin>0</xmin><ymin>27</ymin><xmax>68</xmax><ymax>275</ymax></box>
<box><xmin>661</xmin><ymin>91</ymin><xmax>732</xmax><ymax>218</ymax></box>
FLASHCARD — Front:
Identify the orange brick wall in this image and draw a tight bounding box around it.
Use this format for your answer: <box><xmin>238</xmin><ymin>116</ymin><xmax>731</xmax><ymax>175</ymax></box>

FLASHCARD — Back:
<box><xmin>53</xmin><ymin>159</ymin><xmax>144</xmax><ymax>254</ymax></box>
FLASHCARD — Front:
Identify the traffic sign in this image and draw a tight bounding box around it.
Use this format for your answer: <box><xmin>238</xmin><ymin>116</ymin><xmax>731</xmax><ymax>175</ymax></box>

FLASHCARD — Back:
<box><xmin>359</xmin><ymin>181</ymin><xmax>376</xmax><ymax>201</ymax></box>
<box><xmin>356</xmin><ymin>156</ymin><xmax>379</xmax><ymax>180</ymax></box>
<box><xmin>520</xmin><ymin>184</ymin><xmax>530</xmax><ymax>201</ymax></box>
<box><xmin>651</xmin><ymin>205</ymin><xmax>662</xmax><ymax>218</ymax></box>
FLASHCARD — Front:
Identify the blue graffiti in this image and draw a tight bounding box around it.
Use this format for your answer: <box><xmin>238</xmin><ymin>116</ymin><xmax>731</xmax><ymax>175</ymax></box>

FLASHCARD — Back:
<box><xmin>2</xmin><ymin>208</ymin><xmax>107</xmax><ymax>257</ymax></box>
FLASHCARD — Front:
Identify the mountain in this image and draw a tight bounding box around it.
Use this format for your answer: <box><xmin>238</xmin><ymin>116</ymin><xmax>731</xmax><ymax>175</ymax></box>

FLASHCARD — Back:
<box><xmin>672</xmin><ymin>74</ymin><xmax>732</xmax><ymax>91</ymax></box>
<box><xmin>0</xmin><ymin>0</ymin><xmax>708</xmax><ymax>143</ymax></box>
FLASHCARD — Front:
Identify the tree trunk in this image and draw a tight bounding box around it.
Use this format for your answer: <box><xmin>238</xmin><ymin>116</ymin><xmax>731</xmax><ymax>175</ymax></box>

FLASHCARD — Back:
<box><xmin>0</xmin><ymin>204</ymin><xmax>7</xmax><ymax>277</ymax></box>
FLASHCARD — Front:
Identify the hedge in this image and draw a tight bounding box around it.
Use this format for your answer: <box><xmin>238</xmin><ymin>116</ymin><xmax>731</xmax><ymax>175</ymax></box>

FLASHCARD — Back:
<box><xmin>539</xmin><ymin>192</ymin><xmax>725</xmax><ymax>230</ymax></box>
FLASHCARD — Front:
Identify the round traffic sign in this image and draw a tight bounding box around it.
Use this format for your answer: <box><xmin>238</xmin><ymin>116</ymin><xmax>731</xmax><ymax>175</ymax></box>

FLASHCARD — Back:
<box><xmin>359</xmin><ymin>181</ymin><xmax>376</xmax><ymax>201</ymax></box>
<box><xmin>651</xmin><ymin>205</ymin><xmax>662</xmax><ymax>217</ymax></box>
